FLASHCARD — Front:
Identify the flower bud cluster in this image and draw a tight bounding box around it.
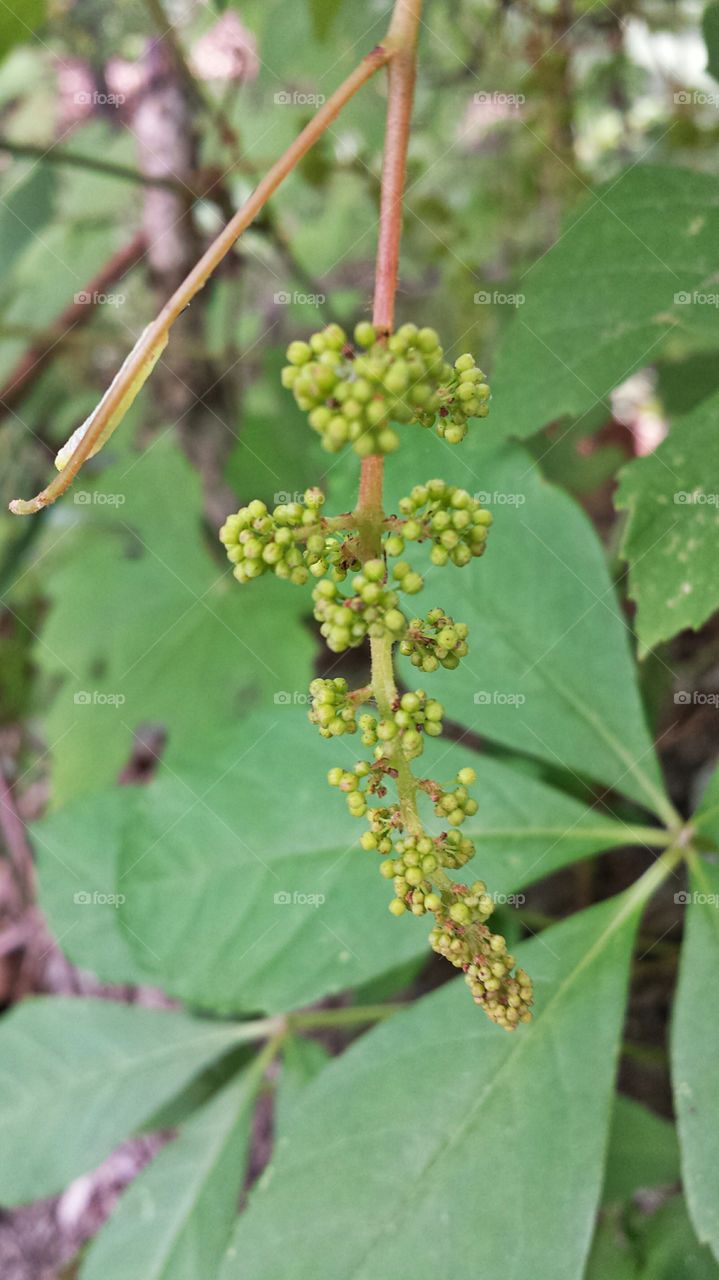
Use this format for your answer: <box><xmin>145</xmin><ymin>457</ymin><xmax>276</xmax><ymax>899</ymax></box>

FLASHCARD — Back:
<box><xmin>282</xmin><ymin>323</ymin><xmax>490</xmax><ymax>456</ymax></box>
<box><xmin>219</xmin><ymin>489</ymin><xmax>349</xmax><ymax>585</ymax></box>
<box><xmin>399</xmin><ymin>608</ymin><xmax>469</xmax><ymax>672</ymax></box>
<box><xmin>385</xmin><ymin>480</ymin><xmax>492</xmax><ymax>568</ymax></box>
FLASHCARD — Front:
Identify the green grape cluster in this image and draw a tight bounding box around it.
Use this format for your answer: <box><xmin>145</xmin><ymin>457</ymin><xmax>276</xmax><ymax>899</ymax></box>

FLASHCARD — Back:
<box><xmin>308</xmin><ymin>678</ymin><xmax>362</xmax><ymax>738</ymax></box>
<box><xmin>399</xmin><ymin>608</ymin><xmax>469</xmax><ymax>672</ymax></box>
<box><xmin>281</xmin><ymin>322</ymin><xmax>490</xmax><ymax>456</ymax></box>
<box><xmin>430</xmin><ymin>917</ymin><xmax>534</xmax><ymax>1030</ymax></box>
<box><xmin>311</xmin><ymin>557</ymin><xmax>412</xmax><ymax>653</ymax></box>
<box><xmin>430</xmin><ymin>768</ymin><xmax>480</xmax><ymax>827</ymax></box>
<box><xmin>357</xmin><ymin>689</ymin><xmax>444</xmax><ymax>761</ymax></box>
<box><xmin>384</xmin><ymin>480</ymin><xmax>492</xmax><ymax>568</ymax></box>
<box><xmin>222</xmin><ymin>313</ymin><xmax>533</xmax><ymax>1030</ymax></box>
<box><xmin>219</xmin><ymin>488</ymin><xmax>345</xmax><ymax>585</ymax></box>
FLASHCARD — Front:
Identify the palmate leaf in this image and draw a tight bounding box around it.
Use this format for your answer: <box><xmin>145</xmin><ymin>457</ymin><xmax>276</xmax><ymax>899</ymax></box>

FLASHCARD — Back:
<box><xmin>34</xmin><ymin>709</ymin><xmax>649</xmax><ymax>1007</ymax></box>
<box><xmin>671</xmin><ymin>857</ymin><xmax>719</xmax><ymax>1262</ymax></box>
<box><xmin>113</xmin><ymin>713</ymin><xmax>641</xmax><ymax>1013</ymax></box>
<box><xmin>385</xmin><ymin>435</ymin><xmax>671</xmax><ymax>821</ymax></box>
<box><xmin>33</xmin><ymin>435</ymin><xmax>314</xmax><ymax>804</ymax></box>
<box><xmin>616</xmin><ymin>391</ymin><xmax>719</xmax><ymax>653</ymax></box>
<box><xmin>79</xmin><ymin>1070</ymin><xmax>260</xmax><ymax>1280</ymax></box>
<box><xmin>222</xmin><ymin>894</ymin><xmax>639</xmax><ymax>1280</ymax></box>
<box><xmin>0</xmin><ymin>999</ymin><xmax>261</xmax><ymax>1205</ymax></box>
<box><xmin>485</xmin><ymin>166</ymin><xmax>719</xmax><ymax>441</ymax></box>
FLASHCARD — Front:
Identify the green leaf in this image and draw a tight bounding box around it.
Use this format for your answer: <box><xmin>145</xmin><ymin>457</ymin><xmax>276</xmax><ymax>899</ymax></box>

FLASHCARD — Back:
<box><xmin>602</xmin><ymin>1095</ymin><xmax>680</xmax><ymax>1205</ymax></box>
<box><xmin>389</xmin><ymin>436</ymin><xmax>670</xmax><ymax>821</ymax></box>
<box><xmin>35</xmin><ymin>436</ymin><xmax>314</xmax><ymax>804</ymax></box>
<box><xmin>585</xmin><ymin>1217</ymin><xmax>637</xmax><ymax>1280</ymax></box>
<box><xmin>275</xmin><ymin>1036</ymin><xmax>331</xmax><ymax>1139</ymax></box>
<box><xmin>0</xmin><ymin>998</ymin><xmax>260</xmax><ymax>1205</ymax></box>
<box><xmin>0</xmin><ymin>0</ymin><xmax>45</xmax><ymax>63</ymax></box>
<box><xmin>488</xmin><ymin>167</ymin><xmax>719</xmax><ymax>440</ymax></box>
<box><xmin>638</xmin><ymin>1197</ymin><xmax>719</xmax><ymax>1280</ymax></box>
<box><xmin>222</xmin><ymin>894</ymin><xmax>639</xmax><ymax>1280</ymax></box>
<box><xmin>114</xmin><ymin>709</ymin><xmax>644</xmax><ymax>1012</ymax></box>
<box><xmin>34</xmin><ymin>787</ymin><xmax>149</xmax><ymax>986</ymax></box>
<box><xmin>79</xmin><ymin>1071</ymin><xmax>259</xmax><ymax>1280</ymax></box>
<box><xmin>616</xmin><ymin>392</ymin><xmax>719</xmax><ymax>652</ymax></box>
<box><xmin>693</xmin><ymin>765</ymin><xmax>719</xmax><ymax>849</ymax></box>
<box><xmin>34</xmin><ymin>713</ymin><xmax>646</xmax><ymax>997</ymax></box>
<box><xmin>704</xmin><ymin>2</ymin><xmax>719</xmax><ymax>82</ymax></box>
<box><xmin>307</xmin><ymin>0</ymin><xmax>344</xmax><ymax>41</ymax></box>
<box><xmin>671</xmin><ymin>857</ymin><xmax>719</xmax><ymax>1261</ymax></box>
<box><xmin>0</xmin><ymin>165</ymin><xmax>56</xmax><ymax>277</ymax></box>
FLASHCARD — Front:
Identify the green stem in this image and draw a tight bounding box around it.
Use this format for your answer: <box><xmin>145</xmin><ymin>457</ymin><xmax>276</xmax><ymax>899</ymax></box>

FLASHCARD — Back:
<box><xmin>288</xmin><ymin>1003</ymin><xmax>405</xmax><ymax>1030</ymax></box>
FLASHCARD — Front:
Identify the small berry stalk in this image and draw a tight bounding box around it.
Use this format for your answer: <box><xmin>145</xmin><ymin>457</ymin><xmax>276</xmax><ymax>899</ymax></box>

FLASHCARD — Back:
<box><xmin>220</xmin><ymin>321</ymin><xmax>533</xmax><ymax>1030</ymax></box>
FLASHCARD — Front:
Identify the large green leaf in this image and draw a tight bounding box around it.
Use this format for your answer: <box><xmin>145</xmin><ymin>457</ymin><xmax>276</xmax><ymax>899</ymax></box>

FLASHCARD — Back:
<box><xmin>222</xmin><ymin>894</ymin><xmax>639</xmax><ymax>1280</ymax></box>
<box><xmin>487</xmin><ymin>166</ymin><xmax>719</xmax><ymax>440</ymax></box>
<box><xmin>0</xmin><ymin>998</ymin><xmax>257</xmax><ymax>1205</ymax></box>
<box><xmin>672</xmin><ymin>857</ymin><xmax>719</xmax><ymax>1261</ymax></box>
<box><xmin>387</xmin><ymin>437</ymin><xmax>670</xmax><ymax>821</ymax></box>
<box><xmin>602</xmin><ymin>1095</ymin><xmax>680</xmax><ymax>1205</ymax></box>
<box><xmin>112</xmin><ymin>710</ymin><xmax>640</xmax><ymax>1013</ymax></box>
<box><xmin>616</xmin><ymin>390</ymin><xmax>719</xmax><ymax>653</ymax></box>
<box><xmin>0</xmin><ymin>0</ymin><xmax>45</xmax><ymax>63</ymax></box>
<box><xmin>34</xmin><ymin>436</ymin><xmax>314</xmax><ymax>804</ymax></box>
<box><xmin>704</xmin><ymin>1</ymin><xmax>719</xmax><ymax>81</ymax></box>
<box><xmin>79</xmin><ymin>1070</ymin><xmax>259</xmax><ymax>1280</ymax></box>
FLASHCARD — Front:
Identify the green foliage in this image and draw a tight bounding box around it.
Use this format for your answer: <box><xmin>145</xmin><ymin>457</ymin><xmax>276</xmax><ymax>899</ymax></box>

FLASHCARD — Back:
<box><xmin>672</xmin><ymin>857</ymin><xmax>719</xmax><ymax>1258</ymax></box>
<box><xmin>489</xmin><ymin>167</ymin><xmax>719</xmax><ymax>441</ymax></box>
<box><xmin>616</xmin><ymin>390</ymin><xmax>719</xmax><ymax>652</ymax></box>
<box><xmin>222</xmin><ymin>897</ymin><xmax>639</xmax><ymax>1280</ymax></box>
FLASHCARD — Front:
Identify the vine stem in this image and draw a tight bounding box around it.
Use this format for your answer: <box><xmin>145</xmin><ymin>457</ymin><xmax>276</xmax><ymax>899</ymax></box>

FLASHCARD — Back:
<box><xmin>10</xmin><ymin>42</ymin><xmax>395</xmax><ymax>515</ymax></box>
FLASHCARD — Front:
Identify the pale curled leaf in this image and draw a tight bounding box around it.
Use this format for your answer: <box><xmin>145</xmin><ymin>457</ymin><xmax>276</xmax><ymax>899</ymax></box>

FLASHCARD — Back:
<box><xmin>9</xmin><ymin>325</ymin><xmax>167</xmax><ymax>515</ymax></box>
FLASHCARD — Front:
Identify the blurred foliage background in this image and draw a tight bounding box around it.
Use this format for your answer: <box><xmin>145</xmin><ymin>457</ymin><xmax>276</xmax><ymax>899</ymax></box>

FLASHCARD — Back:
<box><xmin>1</xmin><ymin>0</ymin><xmax>719</xmax><ymax>1276</ymax></box>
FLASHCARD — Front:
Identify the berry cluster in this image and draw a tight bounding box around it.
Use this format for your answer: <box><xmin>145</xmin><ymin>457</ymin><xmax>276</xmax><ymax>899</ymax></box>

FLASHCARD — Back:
<box><xmin>219</xmin><ymin>488</ymin><xmax>345</xmax><ymax>585</ymax></box>
<box><xmin>222</xmin><ymin>315</ymin><xmax>533</xmax><ymax>1030</ymax></box>
<box><xmin>308</xmin><ymin>678</ymin><xmax>364</xmax><ymax>738</ymax></box>
<box><xmin>399</xmin><ymin>608</ymin><xmax>469</xmax><ymax>672</ymax></box>
<box><xmin>385</xmin><ymin>480</ymin><xmax>492</xmax><ymax>568</ymax></box>
<box><xmin>358</xmin><ymin>690</ymin><xmax>444</xmax><ymax>761</ymax></box>
<box><xmin>281</xmin><ymin>323</ymin><xmax>490</xmax><ymax>456</ymax></box>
